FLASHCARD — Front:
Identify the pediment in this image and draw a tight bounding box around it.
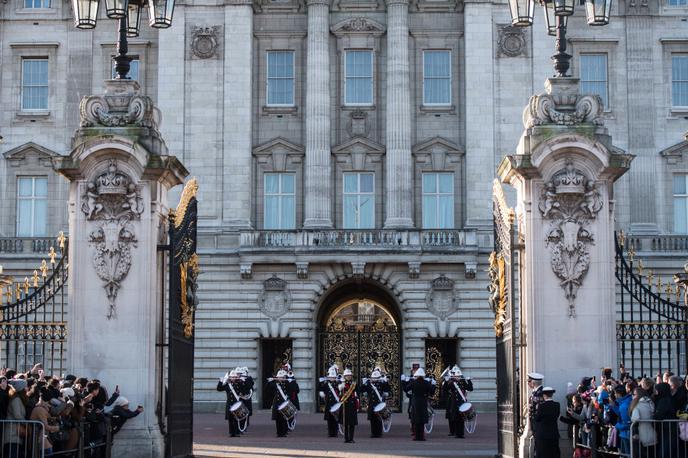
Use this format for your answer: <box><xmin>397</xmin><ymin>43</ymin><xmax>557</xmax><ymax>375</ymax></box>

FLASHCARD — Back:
<box><xmin>413</xmin><ymin>137</ymin><xmax>463</xmax><ymax>170</ymax></box>
<box><xmin>253</xmin><ymin>137</ymin><xmax>304</xmax><ymax>172</ymax></box>
<box><xmin>333</xmin><ymin>137</ymin><xmax>384</xmax><ymax>170</ymax></box>
<box><xmin>660</xmin><ymin>135</ymin><xmax>688</xmax><ymax>165</ymax></box>
<box><xmin>331</xmin><ymin>17</ymin><xmax>386</xmax><ymax>36</ymax></box>
<box><xmin>3</xmin><ymin>142</ymin><xmax>59</xmax><ymax>167</ymax></box>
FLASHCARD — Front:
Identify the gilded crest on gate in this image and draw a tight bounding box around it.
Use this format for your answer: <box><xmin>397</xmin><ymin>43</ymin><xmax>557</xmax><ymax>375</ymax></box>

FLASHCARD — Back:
<box><xmin>488</xmin><ymin>251</ymin><xmax>508</xmax><ymax>337</ymax></box>
<box><xmin>180</xmin><ymin>253</ymin><xmax>200</xmax><ymax>338</ymax></box>
<box><xmin>425</xmin><ymin>275</ymin><xmax>458</xmax><ymax>320</ymax></box>
<box><xmin>259</xmin><ymin>276</ymin><xmax>291</xmax><ymax>319</ymax></box>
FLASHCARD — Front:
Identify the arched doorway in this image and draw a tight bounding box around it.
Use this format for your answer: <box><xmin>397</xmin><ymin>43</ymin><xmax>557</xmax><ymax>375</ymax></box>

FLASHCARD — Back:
<box><xmin>317</xmin><ymin>283</ymin><xmax>402</xmax><ymax>411</ymax></box>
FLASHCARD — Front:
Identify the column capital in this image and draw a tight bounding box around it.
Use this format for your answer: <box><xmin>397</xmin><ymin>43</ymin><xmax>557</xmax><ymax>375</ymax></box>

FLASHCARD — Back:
<box><xmin>385</xmin><ymin>0</ymin><xmax>409</xmax><ymax>6</ymax></box>
<box><xmin>306</xmin><ymin>0</ymin><xmax>330</xmax><ymax>6</ymax></box>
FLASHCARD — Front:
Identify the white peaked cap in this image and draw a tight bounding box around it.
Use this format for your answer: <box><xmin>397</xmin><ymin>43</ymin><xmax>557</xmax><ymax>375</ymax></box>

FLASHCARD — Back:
<box><xmin>327</xmin><ymin>367</ymin><xmax>338</xmax><ymax>378</ymax></box>
<box><xmin>241</xmin><ymin>367</ymin><xmax>248</xmax><ymax>375</ymax></box>
<box><xmin>229</xmin><ymin>370</ymin><xmax>238</xmax><ymax>377</ymax></box>
<box><xmin>113</xmin><ymin>396</ymin><xmax>129</xmax><ymax>408</ymax></box>
<box><xmin>343</xmin><ymin>369</ymin><xmax>353</xmax><ymax>376</ymax></box>
<box><xmin>415</xmin><ymin>368</ymin><xmax>426</xmax><ymax>377</ymax></box>
<box><xmin>451</xmin><ymin>365</ymin><xmax>462</xmax><ymax>376</ymax></box>
<box><xmin>528</xmin><ymin>372</ymin><xmax>544</xmax><ymax>381</ymax></box>
<box><xmin>283</xmin><ymin>363</ymin><xmax>291</xmax><ymax>370</ymax></box>
<box><xmin>276</xmin><ymin>370</ymin><xmax>287</xmax><ymax>378</ymax></box>
<box><xmin>371</xmin><ymin>370</ymin><xmax>382</xmax><ymax>379</ymax></box>
<box><xmin>60</xmin><ymin>387</ymin><xmax>75</xmax><ymax>399</ymax></box>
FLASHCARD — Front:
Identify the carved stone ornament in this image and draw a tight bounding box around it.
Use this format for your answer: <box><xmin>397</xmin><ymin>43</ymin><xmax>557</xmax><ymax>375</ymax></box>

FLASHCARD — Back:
<box><xmin>523</xmin><ymin>78</ymin><xmax>604</xmax><ymax>129</ymax></box>
<box><xmin>340</xmin><ymin>17</ymin><xmax>379</xmax><ymax>32</ymax></box>
<box><xmin>240</xmin><ymin>263</ymin><xmax>253</xmax><ymax>279</ymax></box>
<box><xmin>408</xmin><ymin>261</ymin><xmax>421</xmax><ymax>279</ymax></box>
<box><xmin>538</xmin><ymin>158</ymin><xmax>604</xmax><ymax>317</ymax></box>
<box><xmin>180</xmin><ymin>253</ymin><xmax>200</xmax><ymax>338</ymax></box>
<box><xmin>425</xmin><ymin>275</ymin><xmax>458</xmax><ymax>320</ymax></box>
<box><xmin>190</xmin><ymin>26</ymin><xmax>220</xmax><ymax>59</ymax></box>
<box><xmin>79</xmin><ymin>83</ymin><xmax>159</xmax><ymax>129</ymax></box>
<box><xmin>259</xmin><ymin>276</ymin><xmax>292</xmax><ymax>319</ymax></box>
<box><xmin>296</xmin><ymin>262</ymin><xmax>309</xmax><ymax>279</ymax></box>
<box><xmin>487</xmin><ymin>252</ymin><xmax>508</xmax><ymax>337</ymax></box>
<box><xmin>82</xmin><ymin>159</ymin><xmax>144</xmax><ymax>319</ymax></box>
<box><xmin>497</xmin><ymin>25</ymin><xmax>527</xmax><ymax>58</ymax></box>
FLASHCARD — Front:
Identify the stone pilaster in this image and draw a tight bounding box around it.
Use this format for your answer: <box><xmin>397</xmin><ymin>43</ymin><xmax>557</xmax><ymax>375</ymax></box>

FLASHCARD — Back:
<box><xmin>303</xmin><ymin>0</ymin><xmax>333</xmax><ymax>229</ymax></box>
<box><xmin>224</xmin><ymin>0</ymin><xmax>254</xmax><ymax>229</ymax></box>
<box><xmin>384</xmin><ymin>0</ymin><xmax>414</xmax><ymax>229</ymax></box>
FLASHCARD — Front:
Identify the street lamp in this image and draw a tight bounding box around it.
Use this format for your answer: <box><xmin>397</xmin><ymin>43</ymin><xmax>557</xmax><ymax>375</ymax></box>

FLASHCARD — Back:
<box><xmin>509</xmin><ymin>0</ymin><xmax>612</xmax><ymax>77</ymax></box>
<box><xmin>71</xmin><ymin>0</ymin><xmax>176</xmax><ymax>79</ymax></box>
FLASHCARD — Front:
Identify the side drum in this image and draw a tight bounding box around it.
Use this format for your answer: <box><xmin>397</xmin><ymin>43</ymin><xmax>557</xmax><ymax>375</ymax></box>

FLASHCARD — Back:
<box><xmin>229</xmin><ymin>401</ymin><xmax>249</xmax><ymax>422</ymax></box>
<box><xmin>278</xmin><ymin>400</ymin><xmax>298</xmax><ymax>420</ymax></box>
<box><xmin>373</xmin><ymin>402</ymin><xmax>392</xmax><ymax>421</ymax></box>
<box><xmin>459</xmin><ymin>402</ymin><xmax>476</xmax><ymax>421</ymax></box>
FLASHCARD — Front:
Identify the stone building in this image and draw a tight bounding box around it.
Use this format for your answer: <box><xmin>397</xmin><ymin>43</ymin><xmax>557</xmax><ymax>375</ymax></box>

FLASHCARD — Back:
<box><xmin>1</xmin><ymin>0</ymin><xmax>688</xmax><ymax>413</ymax></box>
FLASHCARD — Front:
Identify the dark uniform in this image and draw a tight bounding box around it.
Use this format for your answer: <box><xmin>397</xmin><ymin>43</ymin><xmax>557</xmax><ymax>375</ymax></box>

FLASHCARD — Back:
<box><xmin>407</xmin><ymin>377</ymin><xmax>436</xmax><ymax>441</ymax></box>
<box><xmin>528</xmin><ymin>385</ymin><xmax>545</xmax><ymax>432</ymax></box>
<box><xmin>362</xmin><ymin>377</ymin><xmax>390</xmax><ymax>437</ymax></box>
<box><xmin>216</xmin><ymin>378</ymin><xmax>242</xmax><ymax>437</ymax></box>
<box><xmin>443</xmin><ymin>377</ymin><xmax>473</xmax><ymax>438</ymax></box>
<box><xmin>339</xmin><ymin>379</ymin><xmax>359</xmax><ymax>443</ymax></box>
<box><xmin>237</xmin><ymin>375</ymin><xmax>254</xmax><ymax>427</ymax></box>
<box><xmin>319</xmin><ymin>378</ymin><xmax>341</xmax><ymax>437</ymax></box>
<box><xmin>533</xmin><ymin>398</ymin><xmax>561</xmax><ymax>458</ymax></box>
<box><xmin>266</xmin><ymin>378</ymin><xmax>300</xmax><ymax>437</ymax></box>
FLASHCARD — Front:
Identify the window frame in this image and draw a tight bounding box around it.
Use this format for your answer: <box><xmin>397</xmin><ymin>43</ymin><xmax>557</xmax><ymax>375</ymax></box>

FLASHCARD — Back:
<box><xmin>20</xmin><ymin>57</ymin><xmax>49</xmax><ymax>112</ymax></box>
<box><xmin>266</xmin><ymin>50</ymin><xmax>295</xmax><ymax>107</ymax></box>
<box><xmin>672</xmin><ymin>54</ymin><xmax>688</xmax><ymax>109</ymax></box>
<box><xmin>342</xmin><ymin>172</ymin><xmax>375</xmax><ymax>229</ymax></box>
<box><xmin>579</xmin><ymin>53</ymin><xmax>609</xmax><ymax>110</ymax></box>
<box><xmin>667</xmin><ymin>0</ymin><xmax>688</xmax><ymax>6</ymax></box>
<box><xmin>16</xmin><ymin>176</ymin><xmax>48</xmax><ymax>237</ymax></box>
<box><xmin>344</xmin><ymin>49</ymin><xmax>374</xmax><ymax>107</ymax></box>
<box><xmin>23</xmin><ymin>0</ymin><xmax>51</xmax><ymax>8</ymax></box>
<box><xmin>674</xmin><ymin>174</ymin><xmax>688</xmax><ymax>234</ymax></box>
<box><xmin>263</xmin><ymin>172</ymin><xmax>296</xmax><ymax>230</ymax></box>
<box><xmin>421</xmin><ymin>172</ymin><xmax>455</xmax><ymax>229</ymax></box>
<box><xmin>422</xmin><ymin>49</ymin><xmax>452</xmax><ymax>106</ymax></box>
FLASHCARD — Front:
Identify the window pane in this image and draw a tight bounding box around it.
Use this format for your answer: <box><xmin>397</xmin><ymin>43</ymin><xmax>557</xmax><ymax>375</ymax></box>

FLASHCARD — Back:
<box><xmin>17</xmin><ymin>200</ymin><xmax>33</xmax><ymax>236</ymax></box>
<box><xmin>281</xmin><ymin>174</ymin><xmax>295</xmax><ymax>194</ymax></box>
<box><xmin>344</xmin><ymin>174</ymin><xmax>358</xmax><ymax>193</ymax></box>
<box><xmin>18</xmin><ymin>178</ymin><xmax>33</xmax><ymax>197</ymax></box>
<box><xmin>34</xmin><ymin>177</ymin><xmax>48</xmax><ymax>197</ymax></box>
<box><xmin>423</xmin><ymin>195</ymin><xmax>437</xmax><ymax>228</ymax></box>
<box><xmin>33</xmin><ymin>199</ymin><xmax>47</xmax><ymax>236</ymax></box>
<box><xmin>423</xmin><ymin>174</ymin><xmax>437</xmax><ymax>193</ymax></box>
<box><xmin>438</xmin><ymin>195</ymin><xmax>454</xmax><ymax>228</ymax></box>
<box><xmin>343</xmin><ymin>195</ymin><xmax>357</xmax><ymax>228</ymax></box>
<box><xmin>580</xmin><ymin>54</ymin><xmax>608</xmax><ymax>108</ymax></box>
<box><xmin>673</xmin><ymin>56</ymin><xmax>688</xmax><ymax>106</ymax></box>
<box><xmin>675</xmin><ymin>175</ymin><xmax>687</xmax><ymax>195</ymax></box>
<box><xmin>675</xmin><ymin>197</ymin><xmax>688</xmax><ymax>234</ymax></box>
<box><xmin>264</xmin><ymin>196</ymin><xmax>280</xmax><ymax>229</ymax></box>
<box><xmin>345</xmin><ymin>51</ymin><xmax>372</xmax><ymax>104</ymax></box>
<box><xmin>281</xmin><ymin>196</ymin><xmax>295</xmax><ymax>229</ymax></box>
<box><xmin>265</xmin><ymin>174</ymin><xmax>279</xmax><ymax>194</ymax></box>
<box><xmin>438</xmin><ymin>173</ymin><xmax>453</xmax><ymax>193</ymax></box>
<box><xmin>360</xmin><ymin>173</ymin><xmax>374</xmax><ymax>193</ymax></box>
<box><xmin>359</xmin><ymin>195</ymin><xmax>374</xmax><ymax>228</ymax></box>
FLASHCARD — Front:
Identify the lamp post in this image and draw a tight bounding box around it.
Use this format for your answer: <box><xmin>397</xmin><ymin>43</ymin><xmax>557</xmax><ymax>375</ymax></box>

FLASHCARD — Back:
<box><xmin>71</xmin><ymin>0</ymin><xmax>176</xmax><ymax>79</ymax></box>
<box><xmin>508</xmin><ymin>0</ymin><xmax>612</xmax><ymax>77</ymax></box>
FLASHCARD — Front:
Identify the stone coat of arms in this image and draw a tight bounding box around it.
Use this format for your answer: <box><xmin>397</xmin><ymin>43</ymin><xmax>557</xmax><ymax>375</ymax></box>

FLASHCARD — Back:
<box><xmin>259</xmin><ymin>276</ymin><xmax>291</xmax><ymax>319</ymax></box>
<box><xmin>425</xmin><ymin>275</ymin><xmax>458</xmax><ymax>320</ymax></box>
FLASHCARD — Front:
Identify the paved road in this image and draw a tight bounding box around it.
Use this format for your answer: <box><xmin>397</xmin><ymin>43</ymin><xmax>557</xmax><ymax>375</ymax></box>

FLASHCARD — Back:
<box><xmin>193</xmin><ymin>411</ymin><xmax>498</xmax><ymax>458</ymax></box>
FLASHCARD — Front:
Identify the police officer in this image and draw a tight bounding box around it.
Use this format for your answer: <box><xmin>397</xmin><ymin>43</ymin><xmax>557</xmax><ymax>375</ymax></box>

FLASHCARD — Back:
<box><xmin>318</xmin><ymin>365</ymin><xmax>341</xmax><ymax>437</ymax></box>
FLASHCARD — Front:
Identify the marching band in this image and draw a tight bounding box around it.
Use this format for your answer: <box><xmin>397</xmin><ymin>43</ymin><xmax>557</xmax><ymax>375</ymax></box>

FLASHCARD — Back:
<box><xmin>217</xmin><ymin>362</ymin><xmax>478</xmax><ymax>443</ymax></box>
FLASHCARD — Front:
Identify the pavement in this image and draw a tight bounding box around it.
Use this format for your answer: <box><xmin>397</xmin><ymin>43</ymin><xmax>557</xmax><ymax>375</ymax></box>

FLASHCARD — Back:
<box><xmin>193</xmin><ymin>411</ymin><xmax>498</xmax><ymax>458</ymax></box>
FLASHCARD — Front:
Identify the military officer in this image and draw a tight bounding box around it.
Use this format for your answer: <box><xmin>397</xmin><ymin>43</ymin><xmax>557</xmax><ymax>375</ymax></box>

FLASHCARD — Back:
<box><xmin>339</xmin><ymin>368</ymin><xmax>359</xmax><ymax>443</ymax></box>
<box><xmin>318</xmin><ymin>365</ymin><xmax>341</xmax><ymax>437</ymax></box>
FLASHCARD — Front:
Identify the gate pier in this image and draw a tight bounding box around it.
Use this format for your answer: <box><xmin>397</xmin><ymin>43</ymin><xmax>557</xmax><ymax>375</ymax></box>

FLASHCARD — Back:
<box><xmin>56</xmin><ymin>79</ymin><xmax>188</xmax><ymax>458</ymax></box>
<box><xmin>498</xmin><ymin>77</ymin><xmax>633</xmax><ymax>457</ymax></box>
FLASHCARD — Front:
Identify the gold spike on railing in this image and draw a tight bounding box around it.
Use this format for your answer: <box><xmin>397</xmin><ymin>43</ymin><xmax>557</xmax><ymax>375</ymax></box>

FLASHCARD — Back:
<box><xmin>638</xmin><ymin>259</ymin><xmax>644</xmax><ymax>277</ymax></box>
<box><xmin>23</xmin><ymin>278</ymin><xmax>29</xmax><ymax>295</ymax></box>
<box><xmin>49</xmin><ymin>246</ymin><xmax>56</xmax><ymax>265</ymax></box>
<box><xmin>647</xmin><ymin>270</ymin><xmax>654</xmax><ymax>288</ymax></box>
<box><xmin>41</xmin><ymin>260</ymin><xmax>48</xmax><ymax>279</ymax></box>
<box><xmin>32</xmin><ymin>270</ymin><xmax>39</xmax><ymax>288</ymax></box>
<box><xmin>618</xmin><ymin>230</ymin><xmax>625</xmax><ymax>248</ymax></box>
<box><xmin>15</xmin><ymin>283</ymin><xmax>20</xmax><ymax>300</ymax></box>
<box><xmin>57</xmin><ymin>231</ymin><xmax>66</xmax><ymax>251</ymax></box>
<box><xmin>627</xmin><ymin>246</ymin><xmax>636</xmax><ymax>263</ymax></box>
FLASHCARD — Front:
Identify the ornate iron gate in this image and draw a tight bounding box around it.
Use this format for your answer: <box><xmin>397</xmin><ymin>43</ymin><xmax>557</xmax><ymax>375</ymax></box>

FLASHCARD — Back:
<box><xmin>615</xmin><ymin>232</ymin><xmax>687</xmax><ymax>378</ymax></box>
<box><xmin>491</xmin><ymin>180</ymin><xmax>519</xmax><ymax>458</ymax></box>
<box><xmin>166</xmin><ymin>179</ymin><xmax>199</xmax><ymax>458</ymax></box>
<box><xmin>319</xmin><ymin>321</ymin><xmax>401</xmax><ymax>411</ymax></box>
<box><xmin>0</xmin><ymin>233</ymin><xmax>68</xmax><ymax>376</ymax></box>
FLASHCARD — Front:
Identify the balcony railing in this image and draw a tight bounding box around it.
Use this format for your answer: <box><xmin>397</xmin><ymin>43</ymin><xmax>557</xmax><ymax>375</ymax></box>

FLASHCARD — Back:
<box><xmin>0</xmin><ymin>237</ymin><xmax>56</xmax><ymax>254</ymax></box>
<box><xmin>626</xmin><ymin>234</ymin><xmax>688</xmax><ymax>253</ymax></box>
<box><xmin>240</xmin><ymin>229</ymin><xmax>478</xmax><ymax>250</ymax></box>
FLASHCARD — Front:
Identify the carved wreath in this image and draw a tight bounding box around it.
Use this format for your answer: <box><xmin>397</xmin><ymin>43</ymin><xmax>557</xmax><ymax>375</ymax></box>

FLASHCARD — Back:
<box><xmin>538</xmin><ymin>159</ymin><xmax>603</xmax><ymax>317</ymax></box>
<box><xmin>191</xmin><ymin>26</ymin><xmax>220</xmax><ymax>59</ymax></box>
<box><xmin>487</xmin><ymin>251</ymin><xmax>508</xmax><ymax>337</ymax></box>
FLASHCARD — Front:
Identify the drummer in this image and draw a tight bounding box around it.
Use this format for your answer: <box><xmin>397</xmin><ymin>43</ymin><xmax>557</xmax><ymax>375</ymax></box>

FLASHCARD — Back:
<box><xmin>362</xmin><ymin>368</ymin><xmax>391</xmax><ymax>438</ymax></box>
<box><xmin>266</xmin><ymin>369</ymin><xmax>301</xmax><ymax>437</ymax></box>
<box><xmin>318</xmin><ymin>365</ymin><xmax>341</xmax><ymax>437</ymax></box>
<box><xmin>216</xmin><ymin>369</ymin><xmax>243</xmax><ymax>437</ymax></box>
<box><xmin>236</xmin><ymin>367</ymin><xmax>254</xmax><ymax>429</ymax></box>
<box><xmin>442</xmin><ymin>365</ymin><xmax>473</xmax><ymax>438</ymax></box>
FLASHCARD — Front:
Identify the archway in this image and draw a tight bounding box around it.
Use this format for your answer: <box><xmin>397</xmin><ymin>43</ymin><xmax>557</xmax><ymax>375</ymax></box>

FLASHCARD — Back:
<box><xmin>316</xmin><ymin>280</ymin><xmax>402</xmax><ymax>411</ymax></box>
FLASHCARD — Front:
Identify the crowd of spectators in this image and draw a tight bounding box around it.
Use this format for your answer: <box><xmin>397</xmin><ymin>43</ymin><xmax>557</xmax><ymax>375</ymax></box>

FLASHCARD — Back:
<box><xmin>561</xmin><ymin>366</ymin><xmax>688</xmax><ymax>458</ymax></box>
<box><xmin>0</xmin><ymin>364</ymin><xmax>143</xmax><ymax>457</ymax></box>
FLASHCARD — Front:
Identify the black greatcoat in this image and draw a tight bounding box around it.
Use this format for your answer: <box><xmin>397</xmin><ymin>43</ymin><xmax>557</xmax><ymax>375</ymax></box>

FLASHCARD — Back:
<box><xmin>319</xmin><ymin>380</ymin><xmax>341</xmax><ymax>420</ymax></box>
<box><xmin>409</xmin><ymin>378</ymin><xmax>436</xmax><ymax>424</ymax></box>
<box><xmin>216</xmin><ymin>380</ymin><xmax>241</xmax><ymax>421</ymax></box>
<box><xmin>533</xmin><ymin>399</ymin><xmax>561</xmax><ymax>458</ymax></box>
<box><xmin>237</xmin><ymin>376</ymin><xmax>254</xmax><ymax>416</ymax></box>
<box><xmin>339</xmin><ymin>381</ymin><xmax>359</xmax><ymax>426</ymax></box>
<box><xmin>444</xmin><ymin>378</ymin><xmax>473</xmax><ymax>421</ymax></box>
<box><xmin>363</xmin><ymin>380</ymin><xmax>390</xmax><ymax>420</ymax></box>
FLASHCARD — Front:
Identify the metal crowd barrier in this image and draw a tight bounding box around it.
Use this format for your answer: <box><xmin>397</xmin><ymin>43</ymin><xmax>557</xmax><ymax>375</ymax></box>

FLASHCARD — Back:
<box><xmin>572</xmin><ymin>419</ymin><xmax>688</xmax><ymax>458</ymax></box>
<box><xmin>0</xmin><ymin>419</ymin><xmax>112</xmax><ymax>458</ymax></box>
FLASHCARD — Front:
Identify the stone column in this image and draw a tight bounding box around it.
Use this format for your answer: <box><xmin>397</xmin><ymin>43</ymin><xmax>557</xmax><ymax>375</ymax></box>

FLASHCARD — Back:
<box><xmin>303</xmin><ymin>0</ymin><xmax>333</xmax><ymax>229</ymax></box>
<box><xmin>384</xmin><ymin>0</ymin><xmax>414</xmax><ymax>229</ymax></box>
<box><xmin>499</xmin><ymin>78</ymin><xmax>633</xmax><ymax>458</ymax></box>
<box><xmin>224</xmin><ymin>0</ymin><xmax>254</xmax><ymax>229</ymax></box>
<box><xmin>56</xmin><ymin>80</ymin><xmax>187</xmax><ymax>458</ymax></box>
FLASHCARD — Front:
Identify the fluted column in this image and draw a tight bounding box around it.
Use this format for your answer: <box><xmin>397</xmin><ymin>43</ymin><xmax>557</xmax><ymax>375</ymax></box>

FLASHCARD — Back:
<box><xmin>303</xmin><ymin>0</ymin><xmax>333</xmax><ymax>229</ymax></box>
<box><xmin>384</xmin><ymin>0</ymin><xmax>414</xmax><ymax>229</ymax></box>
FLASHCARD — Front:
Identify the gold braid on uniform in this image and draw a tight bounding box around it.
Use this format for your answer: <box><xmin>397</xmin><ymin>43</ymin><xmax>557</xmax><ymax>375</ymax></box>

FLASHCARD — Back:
<box><xmin>340</xmin><ymin>382</ymin><xmax>357</xmax><ymax>403</ymax></box>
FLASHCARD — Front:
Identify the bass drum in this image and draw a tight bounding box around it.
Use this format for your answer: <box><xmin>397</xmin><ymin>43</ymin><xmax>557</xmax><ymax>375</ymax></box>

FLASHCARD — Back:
<box><xmin>229</xmin><ymin>401</ymin><xmax>249</xmax><ymax>422</ymax></box>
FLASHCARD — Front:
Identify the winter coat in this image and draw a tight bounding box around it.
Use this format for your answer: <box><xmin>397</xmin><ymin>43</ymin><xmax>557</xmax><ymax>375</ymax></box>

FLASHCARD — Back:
<box><xmin>266</xmin><ymin>380</ymin><xmax>299</xmax><ymax>421</ymax></box>
<box><xmin>2</xmin><ymin>396</ymin><xmax>27</xmax><ymax>446</ymax></box>
<box><xmin>533</xmin><ymin>399</ymin><xmax>560</xmax><ymax>441</ymax></box>
<box><xmin>630</xmin><ymin>397</ymin><xmax>656</xmax><ymax>447</ymax></box>
<box><xmin>216</xmin><ymin>380</ymin><xmax>241</xmax><ymax>421</ymax></box>
<box><xmin>408</xmin><ymin>378</ymin><xmax>435</xmax><ymax>425</ymax></box>
<box><xmin>443</xmin><ymin>378</ymin><xmax>473</xmax><ymax>422</ymax></box>
<box><xmin>319</xmin><ymin>379</ymin><xmax>341</xmax><ymax>420</ymax></box>
<box><xmin>612</xmin><ymin>393</ymin><xmax>632</xmax><ymax>439</ymax></box>
<box><xmin>338</xmin><ymin>381</ymin><xmax>359</xmax><ymax>426</ymax></box>
<box><xmin>238</xmin><ymin>376</ymin><xmax>254</xmax><ymax>415</ymax></box>
<box><xmin>654</xmin><ymin>383</ymin><xmax>676</xmax><ymax>443</ymax></box>
<box><xmin>362</xmin><ymin>380</ymin><xmax>390</xmax><ymax>421</ymax></box>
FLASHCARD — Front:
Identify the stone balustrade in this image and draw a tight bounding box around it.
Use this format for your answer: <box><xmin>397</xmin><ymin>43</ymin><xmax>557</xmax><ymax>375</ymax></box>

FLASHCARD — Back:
<box><xmin>0</xmin><ymin>237</ymin><xmax>57</xmax><ymax>254</ymax></box>
<box><xmin>239</xmin><ymin>229</ymin><xmax>479</xmax><ymax>250</ymax></box>
<box><xmin>626</xmin><ymin>234</ymin><xmax>688</xmax><ymax>253</ymax></box>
